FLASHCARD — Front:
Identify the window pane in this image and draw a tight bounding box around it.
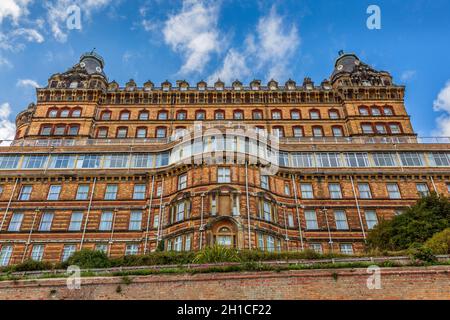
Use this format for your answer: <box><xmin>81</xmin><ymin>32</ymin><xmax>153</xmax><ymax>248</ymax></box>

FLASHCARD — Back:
<box><xmin>334</xmin><ymin>210</ymin><xmax>348</xmax><ymax>230</ymax></box>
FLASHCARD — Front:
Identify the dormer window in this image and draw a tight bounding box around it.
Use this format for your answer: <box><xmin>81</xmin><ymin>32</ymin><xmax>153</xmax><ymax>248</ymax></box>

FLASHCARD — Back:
<box><xmin>69</xmin><ymin>82</ymin><xmax>78</xmax><ymax>89</ymax></box>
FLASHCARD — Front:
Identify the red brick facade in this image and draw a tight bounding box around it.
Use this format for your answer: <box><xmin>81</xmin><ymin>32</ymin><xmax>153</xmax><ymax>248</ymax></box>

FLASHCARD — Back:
<box><xmin>0</xmin><ymin>51</ymin><xmax>449</xmax><ymax>264</ymax></box>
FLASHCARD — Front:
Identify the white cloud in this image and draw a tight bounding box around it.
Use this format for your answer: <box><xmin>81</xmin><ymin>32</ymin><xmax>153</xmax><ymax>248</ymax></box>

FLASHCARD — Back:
<box><xmin>0</xmin><ymin>55</ymin><xmax>13</xmax><ymax>68</ymax></box>
<box><xmin>11</xmin><ymin>28</ymin><xmax>44</xmax><ymax>43</ymax></box>
<box><xmin>163</xmin><ymin>0</ymin><xmax>220</xmax><ymax>75</ymax></box>
<box><xmin>0</xmin><ymin>0</ymin><xmax>31</xmax><ymax>24</ymax></box>
<box><xmin>17</xmin><ymin>79</ymin><xmax>40</xmax><ymax>88</ymax></box>
<box><xmin>45</xmin><ymin>0</ymin><xmax>114</xmax><ymax>42</ymax></box>
<box><xmin>432</xmin><ymin>81</ymin><xmax>450</xmax><ymax>136</ymax></box>
<box><xmin>209</xmin><ymin>6</ymin><xmax>300</xmax><ymax>84</ymax></box>
<box><xmin>207</xmin><ymin>49</ymin><xmax>249</xmax><ymax>84</ymax></box>
<box><xmin>0</xmin><ymin>103</ymin><xmax>16</xmax><ymax>143</ymax></box>
<box><xmin>400</xmin><ymin>70</ymin><xmax>416</xmax><ymax>82</ymax></box>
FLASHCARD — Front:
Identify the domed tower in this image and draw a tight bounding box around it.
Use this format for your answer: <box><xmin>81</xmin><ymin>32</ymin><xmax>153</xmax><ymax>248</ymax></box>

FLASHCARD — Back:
<box><xmin>79</xmin><ymin>51</ymin><xmax>106</xmax><ymax>77</ymax></box>
<box><xmin>330</xmin><ymin>51</ymin><xmax>393</xmax><ymax>87</ymax></box>
<box><xmin>15</xmin><ymin>50</ymin><xmax>110</xmax><ymax>141</ymax></box>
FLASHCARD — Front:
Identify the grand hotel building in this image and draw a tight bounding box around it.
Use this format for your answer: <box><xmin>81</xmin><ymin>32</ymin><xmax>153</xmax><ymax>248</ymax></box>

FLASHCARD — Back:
<box><xmin>0</xmin><ymin>51</ymin><xmax>449</xmax><ymax>265</ymax></box>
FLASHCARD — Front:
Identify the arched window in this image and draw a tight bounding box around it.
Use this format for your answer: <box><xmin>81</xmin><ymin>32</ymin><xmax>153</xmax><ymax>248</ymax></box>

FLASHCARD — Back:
<box><xmin>272</xmin><ymin>126</ymin><xmax>284</xmax><ymax>138</ymax></box>
<box><xmin>271</xmin><ymin>109</ymin><xmax>282</xmax><ymax>120</ymax></box>
<box><xmin>120</xmin><ymin>110</ymin><xmax>130</xmax><ymax>120</ymax></box>
<box><xmin>68</xmin><ymin>124</ymin><xmax>80</xmax><ymax>136</ymax></box>
<box><xmin>290</xmin><ymin>109</ymin><xmax>301</xmax><ymax>120</ymax></box>
<box><xmin>332</xmin><ymin>126</ymin><xmax>344</xmax><ymax>137</ymax></box>
<box><xmin>54</xmin><ymin>124</ymin><xmax>67</xmax><ymax>135</ymax></box>
<box><xmin>116</xmin><ymin>127</ymin><xmax>128</xmax><ymax>138</ymax></box>
<box><xmin>157</xmin><ymin>110</ymin><xmax>168</xmax><ymax>120</ymax></box>
<box><xmin>60</xmin><ymin>108</ymin><xmax>70</xmax><ymax>118</ymax></box>
<box><xmin>359</xmin><ymin>106</ymin><xmax>369</xmax><ymax>116</ymax></box>
<box><xmin>155</xmin><ymin>126</ymin><xmax>167</xmax><ymax>138</ymax></box>
<box><xmin>40</xmin><ymin>124</ymin><xmax>52</xmax><ymax>136</ymax></box>
<box><xmin>309</xmin><ymin>109</ymin><xmax>321</xmax><ymax>120</ymax></box>
<box><xmin>96</xmin><ymin>127</ymin><xmax>108</xmax><ymax>138</ymax></box>
<box><xmin>174</xmin><ymin>126</ymin><xmax>187</xmax><ymax>139</ymax></box>
<box><xmin>361</xmin><ymin>123</ymin><xmax>374</xmax><ymax>134</ymax></box>
<box><xmin>312</xmin><ymin>126</ymin><xmax>324</xmax><ymax>137</ymax></box>
<box><xmin>383</xmin><ymin>105</ymin><xmax>394</xmax><ymax>116</ymax></box>
<box><xmin>292</xmin><ymin>126</ymin><xmax>304</xmax><ymax>137</ymax></box>
<box><xmin>71</xmin><ymin>108</ymin><xmax>82</xmax><ymax>117</ymax></box>
<box><xmin>100</xmin><ymin>110</ymin><xmax>111</xmax><ymax>120</ymax></box>
<box><xmin>233</xmin><ymin>110</ymin><xmax>244</xmax><ymax>120</ymax></box>
<box><xmin>214</xmin><ymin>110</ymin><xmax>225</xmax><ymax>120</ymax></box>
<box><xmin>195</xmin><ymin>110</ymin><xmax>206</xmax><ymax>120</ymax></box>
<box><xmin>136</xmin><ymin>127</ymin><xmax>147</xmax><ymax>138</ymax></box>
<box><xmin>388</xmin><ymin>123</ymin><xmax>402</xmax><ymax>134</ymax></box>
<box><xmin>138</xmin><ymin>110</ymin><xmax>149</xmax><ymax>120</ymax></box>
<box><xmin>176</xmin><ymin>110</ymin><xmax>187</xmax><ymax>120</ymax></box>
<box><xmin>371</xmin><ymin>106</ymin><xmax>381</xmax><ymax>116</ymax></box>
<box><xmin>375</xmin><ymin>123</ymin><xmax>387</xmax><ymax>134</ymax></box>
<box><xmin>328</xmin><ymin>109</ymin><xmax>340</xmax><ymax>119</ymax></box>
<box><xmin>47</xmin><ymin>108</ymin><xmax>58</xmax><ymax>118</ymax></box>
<box><xmin>252</xmin><ymin>109</ymin><xmax>263</xmax><ymax>120</ymax></box>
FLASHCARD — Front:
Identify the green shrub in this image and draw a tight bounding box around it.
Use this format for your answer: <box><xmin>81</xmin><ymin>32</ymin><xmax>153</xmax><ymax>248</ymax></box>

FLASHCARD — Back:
<box><xmin>65</xmin><ymin>249</ymin><xmax>111</xmax><ymax>269</ymax></box>
<box><xmin>424</xmin><ymin>228</ymin><xmax>450</xmax><ymax>254</ymax></box>
<box><xmin>110</xmin><ymin>251</ymin><xmax>195</xmax><ymax>267</ymax></box>
<box><xmin>367</xmin><ymin>194</ymin><xmax>450</xmax><ymax>251</ymax></box>
<box><xmin>5</xmin><ymin>259</ymin><xmax>54</xmax><ymax>272</ymax></box>
<box><xmin>193</xmin><ymin>246</ymin><xmax>240</xmax><ymax>264</ymax></box>
<box><xmin>409</xmin><ymin>245</ymin><xmax>437</xmax><ymax>263</ymax></box>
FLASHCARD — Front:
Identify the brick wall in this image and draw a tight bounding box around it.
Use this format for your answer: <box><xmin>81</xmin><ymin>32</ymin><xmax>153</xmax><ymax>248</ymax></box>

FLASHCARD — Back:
<box><xmin>1</xmin><ymin>266</ymin><xmax>449</xmax><ymax>300</ymax></box>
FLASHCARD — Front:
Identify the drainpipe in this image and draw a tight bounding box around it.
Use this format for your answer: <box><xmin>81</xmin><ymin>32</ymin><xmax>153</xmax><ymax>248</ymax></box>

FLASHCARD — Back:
<box><xmin>156</xmin><ymin>177</ymin><xmax>165</xmax><ymax>243</ymax></box>
<box><xmin>322</xmin><ymin>207</ymin><xmax>333</xmax><ymax>253</ymax></box>
<box><xmin>21</xmin><ymin>208</ymin><xmax>40</xmax><ymax>262</ymax></box>
<box><xmin>430</xmin><ymin>176</ymin><xmax>438</xmax><ymax>194</ymax></box>
<box><xmin>80</xmin><ymin>177</ymin><xmax>97</xmax><ymax>249</ymax></box>
<box><xmin>143</xmin><ymin>175</ymin><xmax>155</xmax><ymax>254</ymax></box>
<box><xmin>199</xmin><ymin>193</ymin><xmax>205</xmax><ymax>250</ymax></box>
<box><xmin>350</xmin><ymin>176</ymin><xmax>366</xmax><ymax>240</ymax></box>
<box><xmin>0</xmin><ymin>178</ymin><xmax>19</xmax><ymax>232</ymax></box>
<box><xmin>245</xmin><ymin>162</ymin><xmax>252</xmax><ymax>250</ymax></box>
<box><xmin>282</xmin><ymin>205</ymin><xmax>289</xmax><ymax>251</ymax></box>
<box><xmin>108</xmin><ymin>208</ymin><xmax>118</xmax><ymax>257</ymax></box>
<box><xmin>291</xmin><ymin>174</ymin><xmax>304</xmax><ymax>250</ymax></box>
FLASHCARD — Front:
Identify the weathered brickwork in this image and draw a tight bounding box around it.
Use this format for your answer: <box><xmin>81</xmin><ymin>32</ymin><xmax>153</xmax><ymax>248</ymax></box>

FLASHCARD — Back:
<box><xmin>1</xmin><ymin>51</ymin><xmax>450</xmax><ymax>264</ymax></box>
<box><xmin>0</xmin><ymin>266</ymin><xmax>449</xmax><ymax>300</ymax></box>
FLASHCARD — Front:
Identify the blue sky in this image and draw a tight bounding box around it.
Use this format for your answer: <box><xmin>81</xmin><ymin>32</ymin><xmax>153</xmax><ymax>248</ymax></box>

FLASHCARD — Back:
<box><xmin>1</xmin><ymin>0</ymin><xmax>450</xmax><ymax>141</ymax></box>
